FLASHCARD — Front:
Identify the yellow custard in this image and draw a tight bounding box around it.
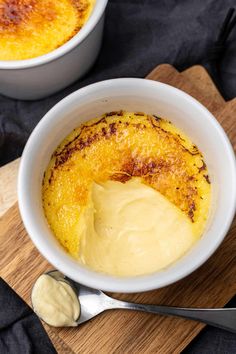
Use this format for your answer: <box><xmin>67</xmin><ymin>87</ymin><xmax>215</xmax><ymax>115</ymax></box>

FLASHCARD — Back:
<box><xmin>32</xmin><ymin>274</ymin><xmax>80</xmax><ymax>327</ymax></box>
<box><xmin>0</xmin><ymin>0</ymin><xmax>95</xmax><ymax>60</ymax></box>
<box><xmin>42</xmin><ymin>111</ymin><xmax>211</xmax><ymax>276</ymax></box>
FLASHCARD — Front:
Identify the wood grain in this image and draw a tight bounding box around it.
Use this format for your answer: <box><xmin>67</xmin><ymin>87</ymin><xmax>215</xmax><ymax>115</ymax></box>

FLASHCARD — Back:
<box><xmin>0</xmin><ymin>65</ymin><xmax>236</xmax><ymax>354</ymax></box>
<box><xmin>0</xmin><ymin>158</ymin><xmax>19</xmax><ymax>216</ymax></box>
<box><xmin>182</xmin><ymin>65</ymin><xmax>225</xmax><ymax>107</ymax></box>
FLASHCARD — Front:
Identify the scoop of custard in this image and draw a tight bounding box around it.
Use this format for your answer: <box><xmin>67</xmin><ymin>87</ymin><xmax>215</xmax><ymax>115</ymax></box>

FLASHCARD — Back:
<box><xmin>0</xmin><ymin>0</ymin><xmax>94</xmax><ymax>60</ymax></box>
<box><xmin>42</xmin><ymin>111</ymin><xmax>211</xmax><ymax>276</ymax></box>
<box><xmin>79</xmin><ymin>178</ymin><xmax>197</xmax><ymax>276</ymax></box>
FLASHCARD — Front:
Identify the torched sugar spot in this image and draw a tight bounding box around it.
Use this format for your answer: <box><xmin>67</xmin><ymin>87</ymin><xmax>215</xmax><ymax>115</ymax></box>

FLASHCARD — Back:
<box><xmin>0</xmin><ymin>0</ymin><xmax>95</xmax><ymax>60</ymax></box>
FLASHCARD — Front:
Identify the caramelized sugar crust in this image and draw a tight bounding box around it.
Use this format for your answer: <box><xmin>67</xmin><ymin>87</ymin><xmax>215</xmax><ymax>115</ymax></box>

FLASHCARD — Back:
<box><xmin>43</xmin><ymin>111</ymin><xmax>211</xmax><ymax>225</ymax></box>
<box><xmin>0</xmin><ymin>0</ymin><xmax>93</xmax><ymax>59</ymax></box>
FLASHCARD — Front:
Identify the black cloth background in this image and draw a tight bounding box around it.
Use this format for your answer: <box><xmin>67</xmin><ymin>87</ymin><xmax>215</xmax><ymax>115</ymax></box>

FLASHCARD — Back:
<box><xmin>0</xmin><ymin>278</ymin><xmax>56</xmax><ymax>354</ymax></box>
<box><xmin>0</xmin><ymin>0</ymin><xmax>236</xmax><ymax>353</ymax></box>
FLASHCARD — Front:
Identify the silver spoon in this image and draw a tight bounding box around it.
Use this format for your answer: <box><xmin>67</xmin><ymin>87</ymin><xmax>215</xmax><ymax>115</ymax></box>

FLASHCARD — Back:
<box><xmin>34</xmin><ymin>270</ymin><xmax>236</xmax><ymax>333</ymax></box>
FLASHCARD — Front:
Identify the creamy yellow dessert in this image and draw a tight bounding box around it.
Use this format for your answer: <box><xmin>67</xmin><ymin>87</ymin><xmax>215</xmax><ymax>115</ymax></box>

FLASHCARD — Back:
<box><xmin>42</xmin><ymin>111</ymin><xmax>211</xmax><ymax>276</ymax></box>
<box><xmin>0</xmin><ymin>0</ymin><xmax>94</xmax><ymax>60</ymax></box>
<box><xmin>32</xmin><ymin>274</ymin><xmax>80</xmax><ymax>327</ymax></box>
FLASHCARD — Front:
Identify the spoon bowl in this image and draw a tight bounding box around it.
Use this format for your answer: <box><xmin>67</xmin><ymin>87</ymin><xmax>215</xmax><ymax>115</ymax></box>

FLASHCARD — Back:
<box><xmin>46</xmin><ymin>270</ymin><xmax>116</xmax><ymax>325</ymax></box>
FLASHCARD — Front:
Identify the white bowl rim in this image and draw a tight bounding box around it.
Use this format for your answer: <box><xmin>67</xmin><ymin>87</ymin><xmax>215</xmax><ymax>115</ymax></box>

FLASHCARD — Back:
<box><xmin>18</xmin><ymin>78</ymin><xmax>236</xmax><ymax>293</ymax></box>
<box><xmin>0</xmin><ymin>0</ymin><xmax>108</xmax><ymax>70</ymax></box>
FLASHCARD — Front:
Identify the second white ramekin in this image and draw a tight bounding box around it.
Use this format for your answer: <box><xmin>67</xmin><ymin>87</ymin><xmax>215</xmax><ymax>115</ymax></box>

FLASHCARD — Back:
<box><xmin>0</xmin><ymin>0</ymin><xmax>108</xmax><ymax>100</ymax></box>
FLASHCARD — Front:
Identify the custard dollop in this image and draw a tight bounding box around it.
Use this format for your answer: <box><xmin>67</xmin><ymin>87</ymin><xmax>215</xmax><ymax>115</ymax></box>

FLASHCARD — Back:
<box><xmin>0</xmin><ymin>0</ymin><xmax>94</xmax><ymax>60</ymax></box>
<box><xmin>42</xmin><ymin>111</ymin><xmax>211</xmax><ymax>276</ymax></box>
<box><xmin>32</xmin><ymin>274</ymin><xmax>80</xmax><ymax>327</ymax></box>
<box><xmin>78</xmin><ymin>178</ymin><xmax>199</xmax><ymax>276</ymax></box>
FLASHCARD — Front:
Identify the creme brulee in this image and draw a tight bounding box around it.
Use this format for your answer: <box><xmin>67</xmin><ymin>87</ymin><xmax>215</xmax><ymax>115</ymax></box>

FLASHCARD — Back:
<box><xmin>0</xmin><ymin>0</ymin><xmax>95</xmax><ymax>60</ymax></box>
<box><xmin>42</xmin><ymin>111</ymin><xmax>211</xmax><ymax>276</ymax></box>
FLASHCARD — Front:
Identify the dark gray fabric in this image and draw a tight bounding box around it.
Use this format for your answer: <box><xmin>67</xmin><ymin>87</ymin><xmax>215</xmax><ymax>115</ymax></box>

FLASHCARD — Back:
<box><xmin>0</xmin><ymin>278</ymin><xmax>56</xmax><ymax>354</ymax></box>
<box><xmin>0</xmin><ymin>0</ymin><xmax>236</xmax><ymax>353</ymax></box>
<box><xmin>185</xmin><ymin>327</ymin><xmax>236</xmax><ymax>354</ymax></box>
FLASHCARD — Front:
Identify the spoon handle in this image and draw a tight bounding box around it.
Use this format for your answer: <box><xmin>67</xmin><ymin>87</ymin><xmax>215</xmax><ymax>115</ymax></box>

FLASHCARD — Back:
<box><xmin>110</xmin><ymin>300</ymin><xmax>236</xmax><ymax>333</ymax></box>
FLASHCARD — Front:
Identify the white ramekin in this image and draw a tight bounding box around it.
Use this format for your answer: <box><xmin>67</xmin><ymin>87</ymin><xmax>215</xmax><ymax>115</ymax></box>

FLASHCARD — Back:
<box><xmin>18</xmin><ymin>78</ymin><xmax>236</xmax><ymax>293</ymax></box>
<box><xmin>0</xmin><ymin>0</ymin><xmax>108</xmax><ymax>100</ymax></box>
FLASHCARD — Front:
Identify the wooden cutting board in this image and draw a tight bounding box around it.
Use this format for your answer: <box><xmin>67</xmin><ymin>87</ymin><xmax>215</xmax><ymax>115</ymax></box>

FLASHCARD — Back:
<box><xmin>0</xmin><ymin>65</ymin><xmax>236</xmax><ymax>354</ymax></box>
